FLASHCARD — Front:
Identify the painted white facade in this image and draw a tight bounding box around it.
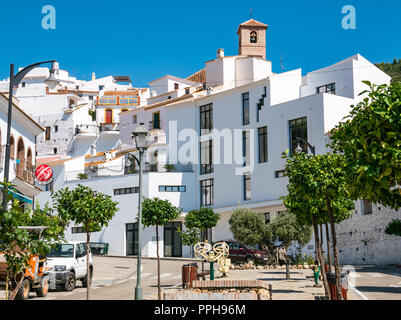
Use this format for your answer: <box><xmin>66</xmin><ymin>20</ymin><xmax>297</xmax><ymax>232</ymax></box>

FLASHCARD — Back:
<box><xmin>0</xmin><ymin>93</ymin><xmax>44</xmax><ymax>206</ymax></box>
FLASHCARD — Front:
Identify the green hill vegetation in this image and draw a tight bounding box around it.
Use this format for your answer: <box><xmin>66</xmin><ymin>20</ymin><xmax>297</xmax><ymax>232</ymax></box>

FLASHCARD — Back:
<box><xmin>375</xmin><ymin>58</ymin><xmax>401</xmax><ymax>82</ymax></box>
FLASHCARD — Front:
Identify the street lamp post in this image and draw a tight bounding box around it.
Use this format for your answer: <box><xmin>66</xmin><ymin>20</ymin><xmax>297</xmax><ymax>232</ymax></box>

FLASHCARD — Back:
<box><xmin>2</xmin><ymin>61</ymin><xmax>59</xmax><ymax>212</ymax></box>
<box><xmin>131</xmin><ymin>123</ymin><xmax>150</xmax><ymax>300</ymax></box>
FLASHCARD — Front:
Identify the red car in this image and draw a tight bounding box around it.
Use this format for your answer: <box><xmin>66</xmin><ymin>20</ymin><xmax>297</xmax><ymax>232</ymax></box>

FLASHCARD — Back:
<box><xmin>221</xmin><ymin>240</ymin><xmax>269</xmax><ymax>264</ymax></box>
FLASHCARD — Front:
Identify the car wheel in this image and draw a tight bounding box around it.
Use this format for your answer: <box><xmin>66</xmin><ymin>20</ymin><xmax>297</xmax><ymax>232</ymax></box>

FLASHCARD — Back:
<box><xmin>36</xmin><ymin>278</ymin><xmax>49</xmax><ymax>297</ymax></box>
<box><xmin>64</xmin><ymin>272</ymin><xmax>76</xmax><ymax>291</ymax></box>
<box><xmin>81</xmin><ymin>268</ymin><xmax>93</xmax><ymax>288</ymax></box>
<box><xmin>15</xmin><ymin>279</ymin><xmax>30</xmax><ymax>300</ymax></box>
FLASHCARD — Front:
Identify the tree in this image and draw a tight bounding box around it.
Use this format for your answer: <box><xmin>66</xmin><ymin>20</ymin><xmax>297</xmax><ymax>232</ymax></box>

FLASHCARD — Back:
<box><xmin>52</xmin><ymin>184</ymin><xmax>118</xmax><ymax>300</ymax></box>
<box><xmin>141</xmin><ymin>197</ymin><xmax>181</xmax><ymax>300</ymax></box>
<box><xmin>330</xmin><ymin>81</ymin><xmax>401</xmax><ymax>210</ymax></box>
<box><xmin>266</xmin><ymin>211</ymin><xmax>312</xmax><ymax>280</ymax></box>
<box><xmin>184</xmin><ymin>207</ymin><xmax>220</xmax><ymax>272</ymax></box>
<box><xmin>0</xmin><ymin>183</ymin><xmax>67</xmax><ymax>300</ymax></box>
<box><xmin>385</xmin><ymin>219</ymin><xmax>401</xmax><ymax>237</ymax></box>
<box><xmin>228</xmin><ymin>207</ymin><xmax>269</xmax><ymax>248</ymax></box>
<box><xmin>282</xmin><ymin>151</ymin><xmax>354</xmax><ymax>299</ymax></box>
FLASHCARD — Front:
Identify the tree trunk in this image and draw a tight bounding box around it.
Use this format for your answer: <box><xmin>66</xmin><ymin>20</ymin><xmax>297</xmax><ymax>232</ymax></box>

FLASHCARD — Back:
<box><xmin>312</xmin><ymin>214</ymin><xmax>330</xmax><ymax>300</ymax></box>
<box><xmin>156</xmin><ymin>225</ymin><xmax>161</xmax><ymax>300</ymax></box>
<box><xmin>285</xmin><ymin>257</ymin><xmax>290</xmax><ymax>280</ymax></box>
<box><xmin>326</xmin><ymin>197</ymin><xmax>342</xmax><ymax>300</ymax></box>
<box><xmin>86</xmin><ymin>231</ymin><xmax>91</xmax><ymax>300</ymax></box>
<box><xmin>319</xmin><ymin>223</ymin><xmax>325</xmax><ymax>273</ymax></box>
<box><xmin>325</xmin><ymin>223</ymin><xmax>332</xmax><ymax>273</ymax></box>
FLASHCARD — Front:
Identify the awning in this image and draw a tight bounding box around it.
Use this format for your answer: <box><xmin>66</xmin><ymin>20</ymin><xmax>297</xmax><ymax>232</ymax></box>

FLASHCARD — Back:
<box><xmin>8</xmin><ymin>187</ymin><xmax>32</xmax><ymax>204</ymax></box>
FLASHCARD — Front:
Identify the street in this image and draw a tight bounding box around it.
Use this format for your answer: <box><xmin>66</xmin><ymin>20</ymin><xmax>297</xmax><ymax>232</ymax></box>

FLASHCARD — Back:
<box><xmin>29</xmin><ymin>256</ymin><xmax>401</xmax><ymax>300</ymax></box>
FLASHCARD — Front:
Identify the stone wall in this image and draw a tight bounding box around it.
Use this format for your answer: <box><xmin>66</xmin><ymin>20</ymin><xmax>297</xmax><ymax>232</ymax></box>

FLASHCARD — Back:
<box><xmin>337</xmin><ymin>201</ymin><xmax>401</xmax><ymax>265</ymax></box>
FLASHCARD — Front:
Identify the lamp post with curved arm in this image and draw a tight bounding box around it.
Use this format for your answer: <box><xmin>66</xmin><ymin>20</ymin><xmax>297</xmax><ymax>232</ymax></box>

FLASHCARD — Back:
<box><xmin>2</xmin><ymin>61</ymin><xmax>59</xmax><ymax>211</ymax></box>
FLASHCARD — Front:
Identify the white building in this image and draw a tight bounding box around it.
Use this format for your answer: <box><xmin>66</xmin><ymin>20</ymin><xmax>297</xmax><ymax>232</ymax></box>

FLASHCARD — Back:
<box><xmin>35</xmin><ymin>19</ymin><xmax>396</xmax><ymax>263</ymax></box>
<box><xmin>0</xmin><ymin>93</ymin><xmax>44</xmax><ymax>208</ymax></box>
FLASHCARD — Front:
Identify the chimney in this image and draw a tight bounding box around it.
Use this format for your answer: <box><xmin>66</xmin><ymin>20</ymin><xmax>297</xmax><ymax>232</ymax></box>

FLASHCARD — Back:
<box><xmin>217</xmin><ymin>48</ymin><xmax>224</xmax><ymax>58</ymax></box>
<box><xmin>92</xmin><ymin>72</ymin><xmax>96</xmax><ymax>81</ymax></box>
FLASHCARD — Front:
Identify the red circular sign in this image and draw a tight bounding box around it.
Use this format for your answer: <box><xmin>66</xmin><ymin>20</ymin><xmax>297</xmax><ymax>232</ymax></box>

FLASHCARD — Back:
<box><xmin>35</xmin><ymin>165</ymin><xmax>53</xmax><ymax>182</ymax></box>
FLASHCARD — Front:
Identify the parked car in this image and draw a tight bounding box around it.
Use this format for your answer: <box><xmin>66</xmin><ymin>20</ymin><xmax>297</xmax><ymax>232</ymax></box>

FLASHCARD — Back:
<box><xmin>221</xmin><ymin>240</ymin><xmax>269</xmax><ymax>264</ymax></box>
<box><xmin>45</xmin><ymin>241</ymin><xmax>93</xmax><ymax>291</ymax></box>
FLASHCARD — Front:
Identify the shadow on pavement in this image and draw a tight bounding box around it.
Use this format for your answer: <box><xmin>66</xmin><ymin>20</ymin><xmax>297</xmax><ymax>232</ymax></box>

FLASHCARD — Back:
<box><xmin>356</xmin><ymin>286</ymin><xmax>401</xmax><ymax>294</ymax></box>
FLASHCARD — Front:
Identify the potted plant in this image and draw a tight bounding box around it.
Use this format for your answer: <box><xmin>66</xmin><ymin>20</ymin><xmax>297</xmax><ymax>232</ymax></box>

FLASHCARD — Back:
<box><xmin>164</xmin><ymin>164</ymin><xmax>175</xmax><ymax>172</ymax></box>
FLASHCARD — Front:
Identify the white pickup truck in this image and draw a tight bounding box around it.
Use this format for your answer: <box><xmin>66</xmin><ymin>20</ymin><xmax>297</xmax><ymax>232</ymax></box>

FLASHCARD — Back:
<box><xmin>45</xmin><ymin>241</ymin><xmax>93</xmax><ymax>291</ymax></box>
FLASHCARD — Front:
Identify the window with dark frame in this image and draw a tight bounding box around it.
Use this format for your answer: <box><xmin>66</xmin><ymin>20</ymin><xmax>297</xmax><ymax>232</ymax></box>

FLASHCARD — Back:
<box><xmin>72</xmin><ymin>227</ymin><xmax>85</xmax><ymax>234</ymax></box>
<box><xmin>152</xmin><ymin>112</ymin><xmax>160</xmax><ymax>129</ymax></box>
<box><xmin>242</xmin><ymin>92</ymin><xmax>250</xmax><ymax>125</ymax></box>
<box><xmin>242</xmin><ymin>130</ymin><xmax>250</xmax><ymax>166</ymax></box>
<box><xmin>200</xmin><ymin>103</ymin><xmax>213</xmax><ymax>135</ymax></box>
<box><xmin>158</xmin><ymin>185</ymin><xmax>186</xmax><ymax>192</ymax></box>
<box><xmin>200</xmin><ymin>178</ymin><xmax>214</xmax><ymax>207</ymax></box>
<box><xmin>174</xmin><ymin>83</ymin><xmax>179</xmax><ymax>90</ymax></box>
<box><xmin>275</xmin><ymin>170</ymin><xmax>287</xmax><ymax>178</ymax></box>
<box><xmin>243</xmin><ymin>173</ymin><xmax>251</xmax><ymax>201</ymax></box>
<box><xmin>361</xmin><ymin>199</ymin><xmax>373</xmax><ymax>215</ymax></box>
<box><xmin>316</xmin><ymin>83</ymin><xmax>336</xmax><ymax>94</ymax></box>
<box><xmin>200</xmin><ymin>140</ymin><xmax>213</xmax><ymax>175</ymax></box>
<box><xmin>113</xmin><ymin>187</ymin><xmax>139</xmax><ymax>196</ymax></box>
<box><xmin>289</xmin><ymin>117</ymin><xmax>307</xmax><ymax>155</ymax></box>
<box><xmin>54</xmin><ymin>125</ymin><xmax>58</xmax><ymax>133</ymax></box>
<box><xmin>258</xmin><ymin>126</ymin><xmax>268</xmax><ymax>163</ymax></box>
<box><xmin>264</xmin><ymin>212</ymin><xmax>270</xmax><ymax>224</ymax></box>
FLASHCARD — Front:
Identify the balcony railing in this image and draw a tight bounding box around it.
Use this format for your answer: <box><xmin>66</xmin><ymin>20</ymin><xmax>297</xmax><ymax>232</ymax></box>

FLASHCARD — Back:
<box><xmin>100</xmin><ymin>123</ymin><xmax>119</xmax><ymax>132</ymax></box>
<box><xmin>148</xmin><ymin>120</ymin><xmax>161</xmax><ymax>130</ymax></box>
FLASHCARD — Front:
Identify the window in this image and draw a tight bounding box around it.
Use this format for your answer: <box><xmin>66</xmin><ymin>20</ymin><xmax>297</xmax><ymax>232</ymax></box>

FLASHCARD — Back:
<box><xmin>200</xmin><ymin>103</ymin><xmax>213</xmax><ymax>135</ymax></box>
<box><xmin>243</xmin><ymin>173</ymin><xmax>251</xmax><ymax>201</ymax></box>
<box><xmin>242</xmin><ymin>92</ymin><xmax>250</xmax><ymax>125</ymax></box>
<box><xmin>45</xmin><ymin>127</ymin><xmax>51</xmax><ymax>141</ymax></box>
<box><xmin>275</xmin><ymin>170</ymin><xmax>287</xmax><ymax>178</ymax></box>
<box><xmin>99</xmin><ymin>85</ymin><xmax>104</xmax><ymax>90</ymax></box>
<box><xmin>53</xmin><ymin>148</ymin><xmax>57</xmax><ymax>154</ymax></box>
<box><xmin>264</xmin><ymin>212</ymin><xmax>270</xmax><ymax>224</ymax></box>
<box><xmin>152</xmin><ymin>112</ymin><xmax>160</xmax><ymax>129</ymax></box>
<box><xmin>133</xmin><ymin>115</ymin><xmax>137</xmax><ymax>124</ymax></box>
<box><xmin>317</xmin><ymin>83</ymin><xmax>336</xmax><ymax>94</ymax></box>
<box><xmin>121</xmin><ymin>108</ymin><xmax>129</xmax><ymax>113</ymax></box>
<box><xmin>159</xmin><ymin>185</ymin><xmax>186</xmax><ymax>192</ymax></box>
<box><xmin>113</xmin><ymin>187</ymin><xmax>139</xmax><ymax>196</ymax></box>
<box><xmin>185</xmin><ymin>87</ymin><xmax>190</xmax><ymax>95</ymax></box>
<box><xmin>89</xmin><ymin>96</ymin><xmax>93</xmax><ymax>101</ymax></box>
<box><xmin>361</xmin><ymin>199</ymin><xmax>373</xmax><ymax>215</ymax></box>
<box><xmin>54</xmin><ymin>125</ymin><xmax>58</xmax><ymax>133</ymax></box>
<box><xmin>200</xmin><ymin>140</ymin><xmax>213</xmax><ymax>175</ymax></box>
<box><xmin>174</xmin><ymin>83</ymin><xmax>179</xmax><ymax>90</ymax></box>
<box><xmin>242</xmin><ymin>130</ymin><xmax>250</xmax><ymax>166</ymax></box>
<box><xmin>250</xmin><ymin>31</ymin><xmax>257</xmax><ymax>43</ymax></box>
<box><xmin>289</xmin><ymin>117</ymin><xmax>307</xmax><ymax>155</ymax></box>
<box><xmin>72</xmin><ymin>227</ymin><xmax>85</xmax><ymax>234</ymax></box>
<box><xmin>69</xmin><ymin>99</ymin><xmax>74</xmax><ymax>108</ymax></box>
<box><xmin>200</xmin><ymin>178</ymin><xmax>214</xmax><ymax>207</ymax></box>
<box><xmin>258</xmin><ymin>126</ymin><xmax>268</xmax><ymax>163</ymax></box>
<box><xmin>22</xmin><ymin>82</ymin><xmax>26</xmax><ymax>88</ymax></box>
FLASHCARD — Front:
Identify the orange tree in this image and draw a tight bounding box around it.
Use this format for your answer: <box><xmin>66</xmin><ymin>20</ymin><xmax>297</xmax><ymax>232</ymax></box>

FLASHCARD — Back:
<box><xmin>282</xmin><ymin>151</ymin><xmax>354</xmax><ymax>299</ymax></box>
<box><xmin>330</xmin><ymin>81</ymin><xmax>401</xmax><ymax>209</ymax></box>
<box><xmin>52</xmin><ymin>184</ymin><xmax>118</xmax><ymax>300</ymax></box>
<box><xmin>141</xmin><ymin>197</ymin><xmax>181</xmax><ymax>300</ymax></box>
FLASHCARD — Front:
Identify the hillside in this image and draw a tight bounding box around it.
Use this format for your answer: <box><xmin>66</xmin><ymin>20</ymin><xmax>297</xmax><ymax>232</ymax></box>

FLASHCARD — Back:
<box><xmin>375</xmin><ymin>59</ymin><xmax>401</xmax><ymax>82</ymax></box>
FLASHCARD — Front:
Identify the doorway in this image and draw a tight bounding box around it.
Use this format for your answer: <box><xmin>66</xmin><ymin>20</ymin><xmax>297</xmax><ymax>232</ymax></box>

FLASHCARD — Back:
<box><xmin>126</xmin><ymin>223</ymin><xmax>138</xmax><ymax>255</ymax></box>
<box><xmin>164</xmin><ymin>222</ymin><xmax>182</xmax><ymax>257</ymax></box>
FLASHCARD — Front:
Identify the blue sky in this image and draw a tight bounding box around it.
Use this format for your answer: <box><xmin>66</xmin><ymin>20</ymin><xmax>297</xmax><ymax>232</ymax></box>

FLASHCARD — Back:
<box><xmin>0</xmin><ymin>0</ymin><xmax>399</xmax><ymax>87</ymax></box>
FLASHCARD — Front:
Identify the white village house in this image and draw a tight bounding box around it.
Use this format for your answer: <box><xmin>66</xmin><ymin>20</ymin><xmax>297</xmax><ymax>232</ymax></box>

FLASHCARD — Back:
<box><xmin>0</xmin><ymin>93</ymin><xmax>44</xmax><ymax>208</ymax></box>
<box><xmin>15</xmin><ymin>19</ymin><xmax>399</xmax><ymax>264</ymax></box>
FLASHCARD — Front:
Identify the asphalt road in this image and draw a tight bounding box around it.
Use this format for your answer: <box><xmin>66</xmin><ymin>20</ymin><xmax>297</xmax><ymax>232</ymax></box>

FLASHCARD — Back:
<box><xmin>29</xmin><ymin>256</ymin><xmax>401</xmax><ymax>300</ymax></box>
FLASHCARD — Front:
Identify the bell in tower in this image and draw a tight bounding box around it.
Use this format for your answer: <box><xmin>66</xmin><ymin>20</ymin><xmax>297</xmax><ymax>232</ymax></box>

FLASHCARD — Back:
<box><xmin>237</xmin><ymin>19</ymin><xmax>268</xmax><ymax>59</ymax></box>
